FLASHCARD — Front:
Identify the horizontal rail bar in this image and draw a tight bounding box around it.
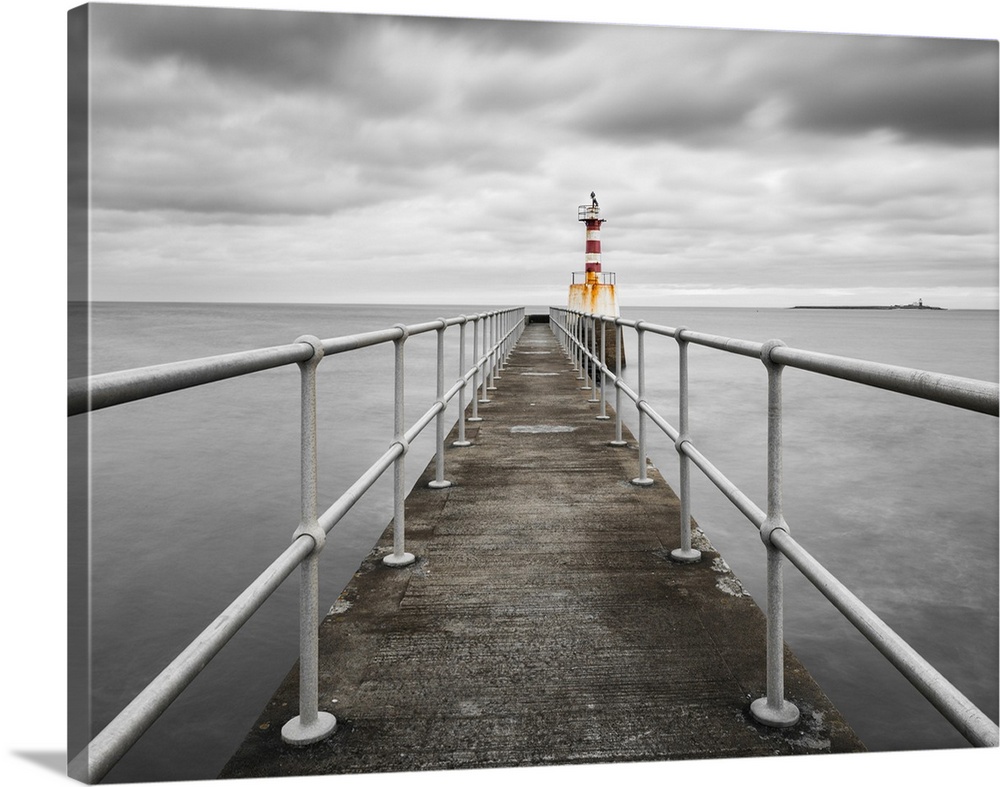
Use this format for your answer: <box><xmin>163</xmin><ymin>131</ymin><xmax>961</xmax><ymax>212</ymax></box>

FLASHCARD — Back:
<box><xmin>69</xmin><ymin>343</ymin><xmax>313</xmax><ymax>416</ymax></box>
<box><xmin>681</xmin><ymin>441</ymin><xmax>767</xmax><ymax>528</ymax></box>
<box><xmin>321</xmin><ymin>326</ymin><xmax>406</xmax><ymax>356</ymax></box>
<box><xmin>771</xmin><ymin>528</ymin><xmax>1000</xmax><ymax>747</ymax></box>
<box><xmin>317</xmin><ymin>443</ymin><xmax>403</xmax><ymax>535</ymax></box>
<box><xmin>553</xmin><ymin>306</ymin><xmax>998</xmax><ymax>745</ymax></box>
<box><xmin>638</xmin><ymin>399</ymin><xmax>680</xmax><ymax>443</ymax></box>
<box><xmin>680</xmin><ymin>329</ymin><xmax>763</xmax><ymax>359</ymax></box>
<box><xmin>69</xmin><ymin>311</ymin><xmax>507</xmax><ymax>417</ymax></box>
<box><xmin>72</xmin><ymin>308</ymin><xmax>522</xmax><ymax>780</ymax></box>
<box><xmin>405</xmin><ymin>401</ymin><xmax>445</xmax><ymax>446</ymax></box>
<box><xmin>578</xmin><ymin>310</ymin><xmax>998</xmax><ymax>416</ymax></box>
<box><xmin>71</xmin><ymin>534</ymin><xmax>316</xmax><ymax>783</ymax></box>
<box><xmin>79</xmin><ymin>439</ymin><xmax>414</xmax><ymax>782</ymax></box>
<box><xmin>770</xmin><ymin>345</ymin><xmax>999</xmax><ymax>415</ymax></box>
<box><xmin>612</xmin><ymin>364</ymin><xmax>768</xmax><ymax>528</ymax></box>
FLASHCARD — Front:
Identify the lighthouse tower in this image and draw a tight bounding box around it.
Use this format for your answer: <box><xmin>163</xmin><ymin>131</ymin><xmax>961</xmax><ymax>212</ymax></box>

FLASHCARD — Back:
<box><xmin>568</xmin><ymin>192</ymin><xmax>620</xmax><ymax>318</ymax></box>
<box><xmin>568</xmin><ymin>192</ymin><xmax>622</xmax><ymax>366</ymax></box>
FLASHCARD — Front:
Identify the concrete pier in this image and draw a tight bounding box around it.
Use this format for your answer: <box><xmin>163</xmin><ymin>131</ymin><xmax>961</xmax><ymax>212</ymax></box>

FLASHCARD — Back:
<box><xmin>220</xmin><ymin>321</ymin><xmax>864</xmax><ymax>779</ymax></box>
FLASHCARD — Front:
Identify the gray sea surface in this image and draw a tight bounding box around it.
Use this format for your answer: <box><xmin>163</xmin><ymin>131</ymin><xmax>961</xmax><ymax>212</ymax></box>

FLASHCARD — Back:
<box><xmin>74</xmin><ymin>302</ymin><xmax>998</xmax><ymax>782</ymax></box>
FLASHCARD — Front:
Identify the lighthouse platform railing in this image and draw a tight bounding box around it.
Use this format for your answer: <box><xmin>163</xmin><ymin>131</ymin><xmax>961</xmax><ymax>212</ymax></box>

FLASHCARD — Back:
<box><xmin>67</xmin><ymin>307</ymin><xmax>524</xmax><ymax>783</ymax></box>
<box><xmin>571</xmin><ymin>270</ymin><xmax>616</xmax><ymax>286</ymax></box>
<box><xmin>549</xmin><ymin>306</ymin><xmax>999</xmax><ymax>749</ymax></box>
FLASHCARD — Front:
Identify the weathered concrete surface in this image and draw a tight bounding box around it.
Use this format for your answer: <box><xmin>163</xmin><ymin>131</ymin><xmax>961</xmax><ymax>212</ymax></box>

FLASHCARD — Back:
<box><xmin>220</xmin><ymin>322</ymin><xmax>864</xmax><ymax>780</ymax></box>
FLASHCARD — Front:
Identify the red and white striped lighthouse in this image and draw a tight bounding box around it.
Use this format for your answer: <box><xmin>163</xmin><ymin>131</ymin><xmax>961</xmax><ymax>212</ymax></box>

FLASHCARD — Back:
<box><xmin>583</xmin><ymin>191</ymin><xmax>605</xmax><ymax>284</ymax></box>
<box><xmin>568</xmin><ymin>191</ymin><xmax>620</xmax><ymax>318</ymax></box>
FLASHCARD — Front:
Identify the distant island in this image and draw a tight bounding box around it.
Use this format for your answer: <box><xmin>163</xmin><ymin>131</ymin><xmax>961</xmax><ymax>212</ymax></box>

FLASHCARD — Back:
<box><xmin>792</xmin><ymin>299</ymin><xmax>946</xmax><ymax>311</ymax></box>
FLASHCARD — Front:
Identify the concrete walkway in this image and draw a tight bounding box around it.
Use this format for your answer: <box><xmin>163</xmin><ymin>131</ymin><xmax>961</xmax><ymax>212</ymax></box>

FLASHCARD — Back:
<box><xmin>220</xmin><ymin>321</ymin><xmax>864</xmax><ymax>779</ymax></box>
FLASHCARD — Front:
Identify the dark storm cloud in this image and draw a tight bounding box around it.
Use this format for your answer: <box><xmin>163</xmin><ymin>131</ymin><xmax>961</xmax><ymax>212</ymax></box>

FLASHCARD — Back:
<box><xmin>92</xmin><ymin>4</ymin><xmax>363</xmax><ymax>91</ymax></box>
<box><xmin>405</xmin><ymin>15</ymin><xmax>588</xmax><ymax>54</ymax></box>
<box><xmin>568</xmin><ymin>27</ymin><xmax>769</xmax><ymax>145</ymax></box>
<box><xmin>561</xmin><ymin>26</ymin><xmax>998</xmax><ymax>149</ymax></box>
<box><xmin>91</xmin><ymin>4</ymin><xmax>442</xmax><ymax>126</ymax></box>
<box><xmin>777</xmin><ymin>35</ymin><xmax>999</xmax><ymax>146</ymax></box>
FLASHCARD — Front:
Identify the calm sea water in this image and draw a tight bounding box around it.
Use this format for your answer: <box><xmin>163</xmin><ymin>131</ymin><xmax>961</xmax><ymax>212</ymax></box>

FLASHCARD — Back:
<box><xmin>77</xmin><ymin>302</ymin><xmax>998</xmax><ymax>782</ymax></box>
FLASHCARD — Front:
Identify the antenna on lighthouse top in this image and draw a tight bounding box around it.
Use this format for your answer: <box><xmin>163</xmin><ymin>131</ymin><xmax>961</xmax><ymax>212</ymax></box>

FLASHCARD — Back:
<box><xmin>578</xmin><ymin>191</ymin><xmax>604</xmax><ymax>222</ymax></box>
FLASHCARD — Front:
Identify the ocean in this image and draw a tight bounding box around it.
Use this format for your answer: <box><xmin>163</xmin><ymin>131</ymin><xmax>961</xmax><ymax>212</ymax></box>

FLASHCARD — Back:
<box><xmin>75</xmin><ymin>302</ymin><xmax>998</xmax><ymax>782</ymax></box>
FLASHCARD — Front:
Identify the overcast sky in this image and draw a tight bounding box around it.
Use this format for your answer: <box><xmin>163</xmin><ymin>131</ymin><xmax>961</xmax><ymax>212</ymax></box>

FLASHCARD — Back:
<box><xmin>77</xmin><ymin>1</ymin><xmax>999</xmax><ymax>309</ymax></box>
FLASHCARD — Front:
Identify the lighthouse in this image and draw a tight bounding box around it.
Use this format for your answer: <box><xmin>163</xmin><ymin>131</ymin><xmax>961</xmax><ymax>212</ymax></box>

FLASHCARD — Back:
<box><xmin>568</xmin><ymin>192</ymin><xmax>622</xmax><ymax>365</ymax></box>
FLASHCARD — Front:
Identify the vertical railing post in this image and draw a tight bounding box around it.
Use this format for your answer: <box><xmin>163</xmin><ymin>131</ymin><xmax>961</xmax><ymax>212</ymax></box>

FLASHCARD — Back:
<box><xmin>454</xmin><ymin>316</ymin><xmax>472</xmax><ymax>445</ymax></box>
<box><xmin>384</xmin><ymin>326</ymin><xmax>415</xmax><ymax>568</ymax></box>
<box><xmin>563</xmin><ymin>310</ymin><xmax>572</xmax><ymax>365</ymax></box>
<box><xmin>505</xmin><ymin>309</ymin><xmax>513</xmax><ymax>364</ymax></box>
<box><xmin>750</xmin><ymin>339</ymin><xmax>799</xmax><ymax>727</ymax></box>
<box><xmin>609</xmin><ymin>318</ymin><xmax>626</xmax><ymax>446</ymax></box>
<box><xmin>495</xmin><ymin>310</ymin><xmax>503</xmax><ymax>382</ymax></box>
<box><xmin>596</xmin><ymin>317</ymin><xmax>609</xmax><ymax>416</ymax></box>
<box><xmin>495</xmin><ymin>311</ymin><xmax>505</xmax><ymax>380</ymax></box>
<box><xmin>670</xmin><ymin>328</ymin><xmax>701</xmax><ymax>563</ymax></box>
<box><xmin>588</xmin><ymin>315</ymin><xmax>600</xmax><ymax>403</ymax></box>
<box><xmin>580</xmin><ymin>315</ymin><xmax>591</xmax><ymax>390</ymax></box>
<box><xmin>631</xmin><ymin>322</ymin><xmax>654</xmax><ymax>486</ymax></box>
<box><xmin>429</xmin><ymin>319</ymin><xmax>453</xmax><ymax>489</ymax></box>
<box><xmin>478</xmin><ymin>312</ymin><xmax>491</xmax><ymax>404</ymax></box>
<box><xmin>505</xmin><ymin>310</ymin><xmax>512</xmax><ymax>363</ymax></box>
<box><xmin>487</xmin><ymin>312</ymin><xmax>498</xmax><ymax>392</ymax></box>
<box><xmin>503</xmin><ymin>310</ymin><xmax>510</xmax><ymax>368</ymax></box>
<box><xmin>575</xmin><ymin>312</ymin><xmax>586</xmax><ymax>381</ymax></box>
<box><xmin>469</xmin><ymin>314</ymin><xmax>483</xmax><ymax>421</ymax></box>
<box><xmin>282</xmin><ymin>335</ymin><xmax>337</xmax><ymax>745</ymax></box>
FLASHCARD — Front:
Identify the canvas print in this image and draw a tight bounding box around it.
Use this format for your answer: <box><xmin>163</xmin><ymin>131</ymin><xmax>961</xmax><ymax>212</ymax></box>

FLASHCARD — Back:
<box><xmin>67</xmin><ymin>2</ymin><xmax>998</xmax><ymax>784</ymax></box>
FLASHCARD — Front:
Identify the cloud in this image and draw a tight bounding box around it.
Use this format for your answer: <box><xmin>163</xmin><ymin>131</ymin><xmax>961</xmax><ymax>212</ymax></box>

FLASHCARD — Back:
<box><xmin>779</xmin><ymin>35</ymin><xmax>999</xmax><ymax>147</ymax></box>
<box><xmin>81</xmin><ymin>5</ymin><xmax>998</xmax><ymax>308</ymax></box>
<box><xmin>92</xmin><ymin>5</ymin><xmax>367</xmax><ymax>93</ymax></box>
<box><xmin>550</xmin><ymin>27</ymin><xmax>998</xmax><ymax>149</ymax></box>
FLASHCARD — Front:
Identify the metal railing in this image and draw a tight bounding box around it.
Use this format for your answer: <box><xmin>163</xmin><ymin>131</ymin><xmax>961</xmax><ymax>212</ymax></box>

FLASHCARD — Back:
<box><xmin>570</xmin><ymin>270</ymin><xmax>616</xmax><ymax>286</ymax></box>
<box><xmin>67</xmin><ymin>307</ymin><xmax>525</xmax><ymax>783</ymax></box>
<box><xmin>550</xmin><ymin>306</ymin><xmax>999</xmax><ymax>747</ymax></box>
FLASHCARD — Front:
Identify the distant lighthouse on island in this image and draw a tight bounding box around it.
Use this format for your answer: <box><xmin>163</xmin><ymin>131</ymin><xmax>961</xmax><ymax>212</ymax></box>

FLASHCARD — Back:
<box><xmin>568</xmin><ymin>192</ymin><xmax>623</xmax><ymax>366</ymax></box>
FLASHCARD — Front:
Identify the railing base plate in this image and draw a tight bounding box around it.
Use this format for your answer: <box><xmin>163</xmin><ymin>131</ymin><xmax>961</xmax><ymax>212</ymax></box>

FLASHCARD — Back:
<box><xmin>750</xmin><ymin>697</ymin><xmax>800</xmax><ymax>728</ymax></box>
<box><xmin>281</xmin><ymin>712</ymin><xmax>337</xmax><ymax>746</ymax></box>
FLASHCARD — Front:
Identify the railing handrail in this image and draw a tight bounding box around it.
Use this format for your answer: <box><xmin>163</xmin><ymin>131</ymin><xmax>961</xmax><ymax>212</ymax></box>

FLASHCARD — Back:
<box><xmin>69</xmin><ymin>307</ymin><xmax>525</xmax><ymax>782</ymax></box>
<box><xmin>69</xmin><ymin>304</ymin><xmax>999</xmax><ymax>781</ymax></box>
<box><xmin>68</xmin><ymin>311</ymin><xmax>508</xmax><ymax>417</ymax></box>
<box><xmin>550</xmin><ymin>306</ymin><xmax>999</xmax><ymax>748</ymax></box>
<box><xmin>592</xmin><ymin>314</ymin><xmax>998</xmax><ymax>416</ymax></box>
